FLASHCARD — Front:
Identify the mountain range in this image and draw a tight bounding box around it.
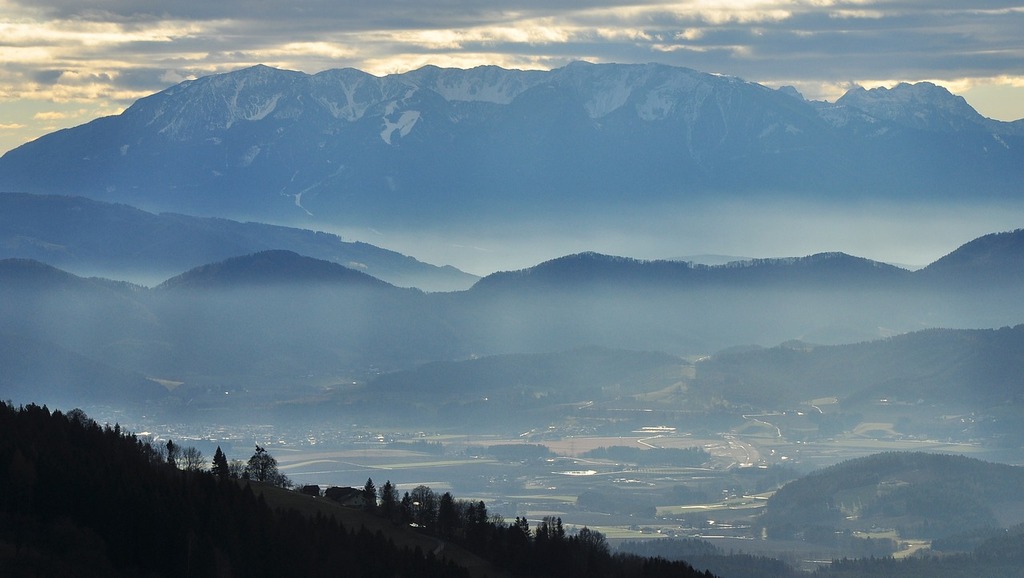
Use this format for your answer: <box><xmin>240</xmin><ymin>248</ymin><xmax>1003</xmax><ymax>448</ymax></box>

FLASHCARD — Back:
<box><xmin>0</xmin><ymin>192</ymin><xmax>476</xmax><ymax>291</ymax></box>
<box><xmin>0</xmin><ymin>62</ymin><xmax>1021</xmax><ymax>231</ymax></box>
<box><xmin>1</xmin><ymin>227</ymin><xmax>1022</xmax><ymax>422</ymax></box>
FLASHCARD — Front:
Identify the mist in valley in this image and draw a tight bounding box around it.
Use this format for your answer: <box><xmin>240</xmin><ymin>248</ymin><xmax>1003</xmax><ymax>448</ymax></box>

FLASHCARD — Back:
<box><xmin>317</xmin><ymin>196</ymin><xmax>1024</xmax><ymax>277</ymax></box>
<box><xmin>5</xmin><ymin>216</ymin><xmax>1024</xmax><ymax>575</ymax></box>
<box><xmin>3</xmin><ymin>31</ymin><xmax>1024</xmax><ymax>578</ymax></box>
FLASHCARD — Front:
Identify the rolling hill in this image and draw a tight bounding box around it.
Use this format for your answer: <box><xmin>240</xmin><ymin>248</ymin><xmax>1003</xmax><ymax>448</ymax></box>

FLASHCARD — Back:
<box><xmin>761</xmin><ymin>452</ymin><xmax>1024</xmax><ymax>541</ymax></box>
<box><xmin>0</xmin><ymin>192</ymin><xmax>477</xmax><ymax>291</ymax></box>
<box><xmin>1</xmin><ymin>228</ymin><xmax>1022</xmax><ymax>426</ymax></box>
<box><xmin>690</xmin><ymin>325</ymin><xmax>1024</xmax><ymax>410</ymax></box>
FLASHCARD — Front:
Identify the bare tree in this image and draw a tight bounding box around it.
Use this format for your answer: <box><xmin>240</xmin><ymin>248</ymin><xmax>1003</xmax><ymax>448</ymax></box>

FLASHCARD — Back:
<box><xmin>181</xmin><ymin>446</ymin><xmax>206</xmax><ymax>471</ymax></box>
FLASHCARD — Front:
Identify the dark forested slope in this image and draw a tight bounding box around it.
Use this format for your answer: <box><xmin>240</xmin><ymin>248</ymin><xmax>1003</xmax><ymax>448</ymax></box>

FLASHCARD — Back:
<box><xmin>0</xmin><ymin>402</ymin><xmax>469</xmax><ymax>577</ymax></box>
<box><xmin>691</xmin><ymin>325</ymin><xmax>1024</xmax><ymax>409</ymax></box>
<box><xmin>0</xmin><ymin>402</ymin><xmax>717</xmax><ymax>578</ymax></box>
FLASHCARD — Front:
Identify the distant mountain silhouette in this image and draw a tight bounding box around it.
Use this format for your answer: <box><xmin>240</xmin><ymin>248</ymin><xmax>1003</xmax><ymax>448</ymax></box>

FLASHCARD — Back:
<box><xmin>918</xmin><ymin>229</ymin><xmax>1024</xmax><ymax>286</ymax></box>
<box><xmin>371</xmin><ymin>346</ymin><xmax>682</xmax><ymax>399</ymax></box>
<box><xmin>471</xmin><ymin>251</ymin><xmax>911</xmax><ymax>293</ymax></box>
<box><xmin>2</xmin><ymin>228</ymin><xmax>1023</xmax><ymax>413</ymax></box>
<box><xmin>763</xmin><ymin>452</ymin><xmax>1024</xmax><ymax>541</ymax></box>
<box><xmin>156</xmin><ymin>249</ymin><xmax>397</xmax><ymax>290</ymax></box>
<box><xmin>691</xmin><ymin>325</ymin><xmax>1024</xmax><ymax>409</ymax></box>
<box><xmin>471</xmin><ymin>231</ymin><xmax>1024</xmax><ymax>300</ymax></box>
<box><xmin>0</xmin><ymin>331</ymin><xmax>164</xmax><ymax>406</ymax></box>
<box><xmin>0</xmin><ymin>192</ymin><xmax>477</xmax><ymax>291</ymax></box>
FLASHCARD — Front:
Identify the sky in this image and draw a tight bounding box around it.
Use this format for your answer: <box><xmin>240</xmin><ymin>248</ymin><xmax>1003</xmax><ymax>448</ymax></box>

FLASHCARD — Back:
<box><xmin>1</xmin><ymin>0</ymin><xmax>1024</xmax><ymax>155</ymax></box>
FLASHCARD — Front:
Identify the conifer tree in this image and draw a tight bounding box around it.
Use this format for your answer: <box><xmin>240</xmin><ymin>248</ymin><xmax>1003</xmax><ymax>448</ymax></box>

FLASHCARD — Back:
<box><xmin>379</xmin><ymin>480</ymin><xmax>399</xmax><ymax>520</ymax></box>
<box><xmin>363</xmin><ymin>477</ymin><xmax>377</xmax><ymax>510</ymax></box>
<box><xmin>211</xmin><ymin>446</ymin><xmax>229</xmax><ymax>479</ymax></box>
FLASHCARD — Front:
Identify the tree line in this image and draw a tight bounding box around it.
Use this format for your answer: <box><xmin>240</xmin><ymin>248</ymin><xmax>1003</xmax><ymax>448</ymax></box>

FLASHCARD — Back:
<box><xmin>343</xmin><ymin>475</ymin><xmax>714</xmax><ymax>578</ymax></box>
<box><xmin>161</xmin><ymin>434</ymin><xmax>292</xmax><ymax>488</ymax></box>
<box><xmin>0</xmin><ymin>401</ymin><xmax>718</xmax><ymax>577</ymax></box>
<box><xmin>0</xmin><ymin>402</ymin><xmax>465</xmax><ymax>577</ymax></box>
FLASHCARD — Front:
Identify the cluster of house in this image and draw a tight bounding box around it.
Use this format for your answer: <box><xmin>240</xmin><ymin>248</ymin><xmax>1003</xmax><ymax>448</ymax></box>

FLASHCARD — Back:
<box><xmin>300</xmin><ymin>485</ymin><xmax>370</xmax><ymax>508</ymax></box>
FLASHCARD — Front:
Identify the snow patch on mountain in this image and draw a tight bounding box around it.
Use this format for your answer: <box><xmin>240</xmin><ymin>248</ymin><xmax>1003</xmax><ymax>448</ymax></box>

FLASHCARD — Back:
<box><xmin>399</xmin><ymin>65</ymin><xmax>544</xmax><ymax>104</ymax></box>
<box><xmin>423</xmin><ymin>73</ymin><xmax>529</xmax><ymax>104</ymax></box>
<box><xmin>241</xmin><ymin>145</ymin><xmax>261</xmax><ymax>167</ymax></box>
<box><xmin>226</xmin><ymin>91</ymin><xmax>282</xmax><ymax>128</ymax></box>
<box><xmin>317</xmin><ymin>83</ymin><xmax>370</xmax><ymax>121</ymax></box>
<box><xmin>637</xmin><ymin>89</ymin><xmax>676</xmax><ymax>121</ymax></box>
<box><xmin>381</xmin><ymin>110</ymin><xmax>421</xmax><ymax>144</ymax></box>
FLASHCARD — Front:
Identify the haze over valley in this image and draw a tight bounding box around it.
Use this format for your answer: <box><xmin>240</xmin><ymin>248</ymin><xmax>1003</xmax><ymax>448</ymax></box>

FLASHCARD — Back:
<box><xmin>3</xmin><ymin>62</ymin><xmax>1024</xmax><ymax>274</ymax></box>
<box><xmin>2</xmin><ymin>60</ymin><xmax>1024</xmax><ymax>577</ymax></box>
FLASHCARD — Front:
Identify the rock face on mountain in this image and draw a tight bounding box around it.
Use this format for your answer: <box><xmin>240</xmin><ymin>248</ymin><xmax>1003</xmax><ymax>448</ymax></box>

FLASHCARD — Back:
<box><xmin>1</xmin><ymin>62</ymin><xmax>1021</xmax><ymax>228</ymax></box>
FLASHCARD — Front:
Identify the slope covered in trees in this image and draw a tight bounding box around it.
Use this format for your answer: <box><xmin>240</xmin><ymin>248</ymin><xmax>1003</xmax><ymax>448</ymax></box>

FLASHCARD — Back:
<box><xmin>0</xmin><ymin>402</ymin><xmax>468</xmax><ymax>577</ymax></box>
<box><xmin>0</xmin><ymin>401</ymin><xmax>719</xmax><ymax>578</ymax></box>
<box><xmin>691</xmin><ymin>325</ymin><xmax>1024</xmax><ymax>409</ymax></box>
<box><xmin>761</xmin><ymin>452</ymin><xmax>1024</xmax><ymax>541</ymax></box>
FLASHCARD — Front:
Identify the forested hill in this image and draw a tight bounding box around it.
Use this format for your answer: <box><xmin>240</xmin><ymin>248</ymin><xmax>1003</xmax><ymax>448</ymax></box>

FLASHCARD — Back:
<box><xmin>691</xmin><ymin>325</ymin><xmax>1024</xmax><ymax>409</ymax></box>
<box><xmin>762</xmin><ymin>452</ymin><xmax>1024</xmax><ymax>542</ymax></box>
<box><xmin>0</xmin><ymin>402</ymin><xmax>717</xmax><ymax>578</ymax></box>
<box><xmin>0</xmin><ymin>402</ymin><xmax>469</xmax><ymax>577</ymax></box>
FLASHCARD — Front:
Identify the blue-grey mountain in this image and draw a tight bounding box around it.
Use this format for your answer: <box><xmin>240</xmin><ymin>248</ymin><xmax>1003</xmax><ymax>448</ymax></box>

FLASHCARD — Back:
<box><xmin>2</xmin><ymin>228</ymin><xmax>1021</xmax><ymax>414</ymax></box>
<box><xmin>1</xmin><ymin>63</ymin><xmax>1020</xmax><ymax>229</ymax></box>
<box><xmin>0</xmin><ymin>192</ymin><xmax>477</xmax><ymax>291</ymax></box>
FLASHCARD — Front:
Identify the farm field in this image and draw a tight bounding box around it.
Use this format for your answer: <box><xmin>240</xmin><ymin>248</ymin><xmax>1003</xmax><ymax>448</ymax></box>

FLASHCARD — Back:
<box><xmin>85</xmin><ymin>400</ymin><xmax>1022</xmax><ymax>565</ymax></box>
<box><xmin>265</xmin><ymin>421</ymin><xmax>1016</xmax><ymax>552</ymax></box>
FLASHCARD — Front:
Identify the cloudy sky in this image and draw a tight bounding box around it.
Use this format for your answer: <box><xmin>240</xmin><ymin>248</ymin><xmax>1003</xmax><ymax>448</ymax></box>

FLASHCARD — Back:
<box><xmin>1</xmin><ymin>0</ymin><xmax>1023</xmax><ymax>154</ymax></box>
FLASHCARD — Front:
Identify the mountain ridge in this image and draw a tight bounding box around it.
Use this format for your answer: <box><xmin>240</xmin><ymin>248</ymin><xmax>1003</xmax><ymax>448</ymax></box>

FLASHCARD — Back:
<box><xmin>471</xmin><ymin>250</ymin><xmax>913</xmax><ymax>293</ymax></box>
<box><xmin>0</xmin><ymin>192</ymin><xmax>478</xmax><ymax>291</ymax></box>
<box><xmin>1</xmin><ymin>62</ymin><xmax>1020</xmax><ymax>229</ymax></box>
<box><xmin>1</xmin><ymin>226</ymin><xmax>1023</xmax><ymax>413</ymax></box>
<box><xmin>155</xmin><ymin>249</ymin><xmax>401</xmax><ymax>290</ymax></box>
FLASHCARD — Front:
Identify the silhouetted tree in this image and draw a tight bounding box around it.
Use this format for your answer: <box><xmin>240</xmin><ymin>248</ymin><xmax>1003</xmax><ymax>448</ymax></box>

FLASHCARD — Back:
<box><xmin>379</xmin><ymin>480</ymin><xmax>399</xmax><ymax>521</ymax></box>
<box><xmin>244</xmin><ymin>445</ymin><xmax>289</xmax><ymax>486</ymax></box>
<box><xmin>437</xmin><ymin>492</ymin><xmax>458</xmax><ymax>539</ymax></box>
<box><xmin>181</xmin><ymin>446</ymin><xmax>206</xmax><ymax>471</ymax></box>
<box><xmin>574</xmin><ymin>526</ymin><xmax>608</xmax><ymax>555</ymax></box>
<box><xmin>211</xmin><ymin>446</ymin><xmax>229</xmax><ymax>479</ymax></box>
<box><xmin>399</xmin><ymin>491</ymin><xmax>414</xmax><ymax>524</ymax></box>
<box><xmin>166</xmin><ymin>439</ymin><xmax>180</xmax><ymax>468</ymax></box>
<box><xmin>363</xmin><ymin>478</ymin><xmax>377</xmax><ymax>511</ymax></box>
<box><xmin>411</xmin><ymin>485</ymin><xmax>437</xmax><ymax>528</ymax></box>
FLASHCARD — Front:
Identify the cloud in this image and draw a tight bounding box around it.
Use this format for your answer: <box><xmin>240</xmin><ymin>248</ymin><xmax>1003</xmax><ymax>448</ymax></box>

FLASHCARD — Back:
<box><xmin>32</xmin><ymin>110</ymin><xmax>75</xmax><ymax>120</ymax></box>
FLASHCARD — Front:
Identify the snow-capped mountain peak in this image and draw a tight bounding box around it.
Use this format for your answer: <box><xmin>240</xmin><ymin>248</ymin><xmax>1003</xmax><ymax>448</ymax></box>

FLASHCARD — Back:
<box><xmin>836</xmin><ymin>81</ymin><xmax>990</xmax><ymax>133</ymax></box>
<box><xmin>1</xmin><ymin>62</ymin><xmax>1020</xmax><ymax>230</ymax></box>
